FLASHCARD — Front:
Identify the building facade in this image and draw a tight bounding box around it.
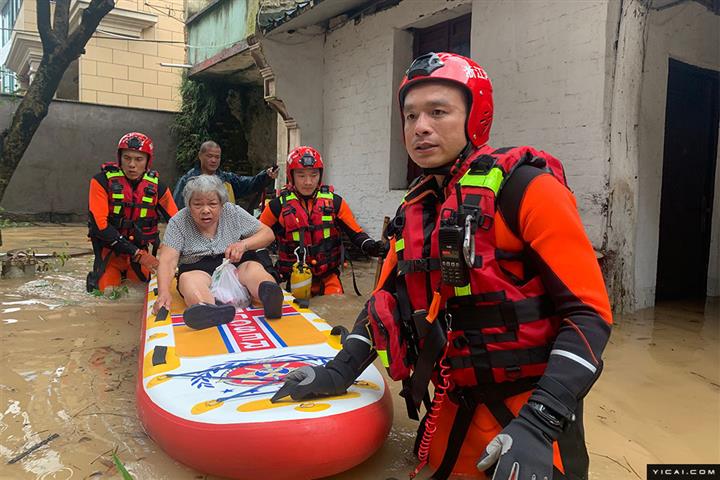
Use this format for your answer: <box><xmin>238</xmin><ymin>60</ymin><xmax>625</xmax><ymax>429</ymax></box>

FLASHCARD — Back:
<box><xmin>0</xmin><ymin>0</ymin><xmax>186</xmax><ymax>110</ymax></box>
<box><xmin>188</xmin><ymin>0</ymin><xmax>720</xmax><ymax>311</ymax></box>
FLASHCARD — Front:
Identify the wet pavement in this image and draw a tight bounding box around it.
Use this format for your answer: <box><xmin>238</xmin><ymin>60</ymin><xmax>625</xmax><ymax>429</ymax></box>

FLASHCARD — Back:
<box><xmin>0</xmin><ymin>225</ymin><xmax>718</xmax><ymax>480</ymax></box>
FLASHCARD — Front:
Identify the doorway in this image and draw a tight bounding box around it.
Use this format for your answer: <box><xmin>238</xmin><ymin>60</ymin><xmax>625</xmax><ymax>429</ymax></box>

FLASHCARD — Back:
<box><xmin>655</xmin><ymin>59</ymin><xmax>719</xmax><ymax>301</ymax></box>
<box><xmin>404</xmin><ymin>14</ymin><xmax>472</xmax><ymax>186</ymax></box>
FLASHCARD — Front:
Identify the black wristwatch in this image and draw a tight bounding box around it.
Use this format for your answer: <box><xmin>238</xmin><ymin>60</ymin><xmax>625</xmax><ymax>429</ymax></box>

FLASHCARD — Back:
<box><xmin>527</xmin><ymin>400</ymin><xmax>574</xmax><ymax>429</ymax></box>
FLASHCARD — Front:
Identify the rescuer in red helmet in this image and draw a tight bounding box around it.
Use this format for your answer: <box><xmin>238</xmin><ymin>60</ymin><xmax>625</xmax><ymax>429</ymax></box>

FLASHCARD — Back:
<box><xmin>87</xmin><ymin>132</ymin><xmax>178</xmax><ymax>293</ymax></box>
<box><xmin>272</xmin><ymin>53</ymin><xmax>613</xmax><ymax>480</ymax></box>
<box><xmin>259</xmin><ymin>145</ymin><xmax>385</xmax><ymax>296</ymax></box>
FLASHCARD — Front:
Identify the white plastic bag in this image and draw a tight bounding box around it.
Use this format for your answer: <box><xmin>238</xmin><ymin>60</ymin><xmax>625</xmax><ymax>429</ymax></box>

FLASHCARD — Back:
<box><xmin>210</xmin><ymin>259</ymin><xmax>251</xmax><ymax>309</ymax></box>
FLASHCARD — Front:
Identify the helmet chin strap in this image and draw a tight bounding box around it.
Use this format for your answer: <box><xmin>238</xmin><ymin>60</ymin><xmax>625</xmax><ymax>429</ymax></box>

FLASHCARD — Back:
<box><xmin>299</xmin><ymin>190</ymin><xmax>317</xmax><ymax>201</ymax></box>
<box><xmin>290</xmin><ymin>183</ymin><xmax>319</xmax><ymax>200</ymax></box>
<box><xmin>421</xmin><ymin>142</ymin><xmax>475</xmax><ymax>176</ymax></box>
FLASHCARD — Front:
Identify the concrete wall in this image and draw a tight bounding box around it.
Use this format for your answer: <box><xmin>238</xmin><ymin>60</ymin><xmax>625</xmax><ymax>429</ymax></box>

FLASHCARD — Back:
<box><xmin>259</xmin><ymin>0</ymin><xmax>718</xmax><ymax>307</ymax></box>
<box><xmin>0</xmin><ymin>96</ymin><xmax>177</xmax><ymax>220</ymax></box>
<box><xmin>635</xmin><ymin>2</ymin><xmax>720</xmax><ymax>304</ymax></box>
<box><xmin>261</xmin><ymin>32</ymin><xmax>325</xmax><ymax>157</ymax></box>
<box><xmin>472</xmin><ymin>0</ymin><xmax>612</xmax><ymax>247</ymax></box>
<box><xmin>187</xmin><ymin>0</ymin><xmax>250</xmax><ymax>65</ymax></box>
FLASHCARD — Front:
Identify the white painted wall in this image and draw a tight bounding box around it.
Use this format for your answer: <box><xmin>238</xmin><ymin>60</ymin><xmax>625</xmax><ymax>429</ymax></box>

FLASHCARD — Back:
<box><xmin>605</xmin><ymin>0</ymin><xmax>648</xmax><ymax>312</ymax></box>
<box><xmin>260</xmin><ymin>0</ymin><xmax>719</xmax><ymax>307</ymax></box>
<box><xmin>472</xmin><ymin>0</ymin><xmax>612</xmax><ymax>247</ymax></box>
<box><xmin>260</xmin><ymin>32</ymin><xmax>325</xmax><ymax>154</ymax></box>
<box><xmin>320</xmin><ymin>0</ymin><xmax>611</xmax><ymax>240</ymax></box>
<box><xmin>321</xmin><ymin>0</ymin><xmax>472</xmax><ymax>238</ymax></box>
<box><xmin>636</xmin><ymin>2</ymin><xmax>720</xmax><ymax>305</ymax></box>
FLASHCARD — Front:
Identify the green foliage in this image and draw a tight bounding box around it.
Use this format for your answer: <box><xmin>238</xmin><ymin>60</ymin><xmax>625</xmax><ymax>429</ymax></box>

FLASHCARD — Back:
<box><xmin>0</xmin><ymin>207</ymin><xmax>31</xmax><ymax>228</ymax></box>
<box><xmin>54</xmin><ymin>250</ymin><xmax>70</xmax><ymax>267</ymax></box>
<box><xmin>53</xmin><ymin>241</ymin><xmax>71</xmax><ymax>267</ymax></box>
<box><xmin>111</xmin><ymin>451</ymin><xmax>134</xmax><ymax>480</ymax></box>
<box><xmin>171</xmin><ymin>74</ymin><xmax>219</xmax><ymax>174</ymax></box>
<box><xmin>90</xmin><ymin>284</ymin><xmax>129</xmax><ymax>300</ymax></box>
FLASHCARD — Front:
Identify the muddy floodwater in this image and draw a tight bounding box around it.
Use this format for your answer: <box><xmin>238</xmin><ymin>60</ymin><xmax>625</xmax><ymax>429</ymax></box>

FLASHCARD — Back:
<box><xmin>0</xmin><ymin>225</ymin><xmax>718</xmax><ymax>480</ymax></box>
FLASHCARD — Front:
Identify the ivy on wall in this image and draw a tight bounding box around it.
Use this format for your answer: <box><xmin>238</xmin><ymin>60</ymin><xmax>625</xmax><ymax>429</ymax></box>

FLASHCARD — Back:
<box><xmin>171</xmin><ymin>74</ymin><xmax>219</xmax><ymax>174</ymax></box>
<box><xmin>171</xmin><ymin>74</ymin><xmax>276</xmax><ymax>178</ymax></box>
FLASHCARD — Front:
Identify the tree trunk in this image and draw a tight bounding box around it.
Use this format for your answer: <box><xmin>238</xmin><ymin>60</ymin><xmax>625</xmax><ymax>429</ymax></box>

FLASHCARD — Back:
<box><xmin>0</xmin><ymin>54</ymin><xmax>73</xmax><ymax>201</ymax></box>
<box><xmin>0</xmin><ymin>0</ymin><xmax>114</xmax><ymax>203</ymax></box>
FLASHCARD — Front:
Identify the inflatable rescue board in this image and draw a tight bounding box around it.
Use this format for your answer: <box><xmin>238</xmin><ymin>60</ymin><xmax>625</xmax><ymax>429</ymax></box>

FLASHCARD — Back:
<box><xmin>136</xmin><ymin>277</ymin><xmax>393</xmax><ymax>479</ymax></box>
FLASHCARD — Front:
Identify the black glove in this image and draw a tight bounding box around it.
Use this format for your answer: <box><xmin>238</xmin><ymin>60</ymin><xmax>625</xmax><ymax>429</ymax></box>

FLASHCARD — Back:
<box><xmin>270</xmin><ymin>365</ymin><xmax>346</xmax><ymax>402</ymax></box>
<box><xmin>272</xmin><ymin>319</ymin><xmax>376</xmax><ymax>403</ymax></box>
<box><xmin>112</xmin><ymin>235</ymin><xmax>139</xmax><ymax>256</ymax></box>
<box><xmin>361</xmin><ymin>239</ymin><xmax>387</xmax><ymax>257</ymax></box>
<box><xmin>476</xmin><ymin>401</ymin><xmax>565</xmax><ymax>480</ymax></box>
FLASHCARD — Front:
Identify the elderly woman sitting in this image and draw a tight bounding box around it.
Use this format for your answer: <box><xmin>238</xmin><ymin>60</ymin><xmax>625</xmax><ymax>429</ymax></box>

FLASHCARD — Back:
<box><xmin>152</xmin><ymin>175</ymin><xmax>283</xmax><ymax>328</ymax></box>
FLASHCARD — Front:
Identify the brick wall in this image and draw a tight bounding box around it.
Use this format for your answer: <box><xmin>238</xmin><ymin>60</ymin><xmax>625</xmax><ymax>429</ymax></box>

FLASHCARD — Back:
<box><xmin>8</xmin><ymin>0</ymin><xmax>184</xmax><ymax>110</ymax></box>
<box><xmin>470</xmin><ymin>0</ymin><xmax>612</xmax><ymax>247</ymax></box>
<box><xmin>78</xmin><ymin>0</ymin><xmax>186</xmax><ymax>111</ymax></box>
<box><xmin>318</xmin><ymin>0</ymin><xmax>611</xmax><ymax>242</ymax></box>
<box><xmin>321</xmin><ymin>1</ymin><xmax>473</xmax><ymax>238</ymax></box>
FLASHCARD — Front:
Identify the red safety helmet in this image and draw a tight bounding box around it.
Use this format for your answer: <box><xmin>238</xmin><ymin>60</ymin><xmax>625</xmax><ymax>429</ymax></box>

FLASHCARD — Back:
<box><xmin>117</xmin><ymin>132</ymin><xmax>154</xmax><ymax>168</ymax></box>
<box><xmin>398</xmin><ymin>52</ymin><xmax>493</xmax><ymax>148</ymax></box>
<box><xmin>286</xmin><ymin>146</ymin><xmax>324</xmax><ymax>185</ymax></box>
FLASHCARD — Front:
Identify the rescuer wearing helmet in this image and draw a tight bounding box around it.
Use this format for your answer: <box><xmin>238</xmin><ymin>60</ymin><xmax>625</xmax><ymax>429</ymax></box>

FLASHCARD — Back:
<box><xmin>173</xmin><ymin>140</ymin><xmax>279</xmax><ymax>209</ymax></box>
<box><xmin>272</xmin><ymin>53</ymin><xmax>613</xmax><ymax>480</ymax></box>
<box><xmin>87</xmin><ymin>132</ymin><xmax>178</xmax><ymax>293</ymax></box>
<box><xmin>259</xmin><ymin>146</ymin><xmax>385</xmax><ymax>297</ymax></box>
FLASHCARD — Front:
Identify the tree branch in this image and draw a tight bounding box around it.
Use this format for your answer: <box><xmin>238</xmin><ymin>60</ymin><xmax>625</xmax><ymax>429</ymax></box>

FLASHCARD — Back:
<box><xmin>53</xmin><ymin>0</ymin><xmax>71</xmax><ymax>41</ymax></box>
<box><xmin>0</xmin><ymin>0</ymin><xmax>116</xmax><ymax>203</ymax></box>
<box><xmin>65</xmin><ymin>0</ymin><xmax>115</xmax><ymax>56</ymax></box>
<box><xmin>36</xmin><ymin>0</ymin><xmax>58</xmax><ymax>50</ymax></box>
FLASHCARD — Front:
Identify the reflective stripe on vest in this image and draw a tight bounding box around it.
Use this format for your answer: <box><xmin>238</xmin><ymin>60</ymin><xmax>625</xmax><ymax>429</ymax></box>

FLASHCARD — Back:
<box><xmin>457</xmin><ymin>166</ymin><xmax>504</xmax><ymax>194</ymax></box>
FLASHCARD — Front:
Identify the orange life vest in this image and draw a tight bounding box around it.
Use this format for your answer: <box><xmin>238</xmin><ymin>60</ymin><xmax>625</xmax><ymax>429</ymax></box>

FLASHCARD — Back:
<box><xmin>95</xmin><ymin>162</ymin><xmax>161</xmax><ymax>247</ymax></box>
<box><xmin>386</xmin><ymin>145</ymin><xmax>568</xmax><ymax>404</ymax></box>
<box><xmin>275</xmin><ymin>185</ymin><xmax>342</xmax><ymax>278</ymax></box>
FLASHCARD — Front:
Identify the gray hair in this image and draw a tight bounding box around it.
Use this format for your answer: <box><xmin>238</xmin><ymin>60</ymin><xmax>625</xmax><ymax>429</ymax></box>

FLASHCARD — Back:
<box><xmin>183</xmin><ymin>174</ymin><xmax>228</xmax><ymax>207</ymax></box>
<box><xmin>199</xmin><ymin>140</ymin><xmax>220</xmax><ymax>154</ymax></box>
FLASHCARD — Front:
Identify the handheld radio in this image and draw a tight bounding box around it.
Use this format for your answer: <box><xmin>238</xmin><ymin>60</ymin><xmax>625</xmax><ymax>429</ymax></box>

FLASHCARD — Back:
<box><xmin>438</xmin><ymin>184</ymin><xmax>470</xmax><ymax>286</ymax></box>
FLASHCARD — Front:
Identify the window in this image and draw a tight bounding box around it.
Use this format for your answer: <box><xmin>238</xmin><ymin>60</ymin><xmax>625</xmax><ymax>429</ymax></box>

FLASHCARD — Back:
<box><xmin>0</xmin><ymin>66</ymin><xmax>17</xmax><ymax>93</ymax></box>
<box><xmin>405</xmin><ymin>14</ymin><xmax>471</xmax><ymax>185</ymax></box>
<box><xmin>413</xmin><ymin>14</ymin><xmax>471</xmax><ymax>58</ymax></box>
<box><xmin>1</xmin><ymin>0</ymin><xmax>20</xmax><ymax>46</ymax></box>
<box><xmin>1</xmin><ymin>0</ymin><xmax>22</xmax><ymax>93</ymax></box>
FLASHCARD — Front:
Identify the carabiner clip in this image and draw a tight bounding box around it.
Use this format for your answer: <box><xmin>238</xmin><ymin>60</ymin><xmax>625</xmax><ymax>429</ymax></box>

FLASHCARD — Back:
<box><xmin>462</xmin><ymin>215</ymin><xmax>475</xmax><ymax>267</ymax></box>
<box><xmin>294</xmin><ymin>246</ymin><xmax>307</xmax><ymax>266</ymax></box>
<box><xmin>445</xmin><ymin>312</ymin><xmax>453</xmax><ymax>333</ymax></box>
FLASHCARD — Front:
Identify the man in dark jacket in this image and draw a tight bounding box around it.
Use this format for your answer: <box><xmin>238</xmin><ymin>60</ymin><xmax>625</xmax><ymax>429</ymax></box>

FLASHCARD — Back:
<box><xmin>173</xmin><ymin>140</ymin><xmax>278</xmax><ymax>209</ymax></box>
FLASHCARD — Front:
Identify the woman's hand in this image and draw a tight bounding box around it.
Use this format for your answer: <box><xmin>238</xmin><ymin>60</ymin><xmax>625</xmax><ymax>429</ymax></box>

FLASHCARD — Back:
<box><xmin>155</xmin><ymin>244</ymin><xmax>179</xmax><ymax>314</ymax></box>
<box><xmin>153</xmin><ymin>290</ymin><xmax>173</xmax><ymax>314</ymax></box>
<box><xmin>225</xmin><ymin>241</ymin><xmax>247</xmax><ymax>263</ymax></box>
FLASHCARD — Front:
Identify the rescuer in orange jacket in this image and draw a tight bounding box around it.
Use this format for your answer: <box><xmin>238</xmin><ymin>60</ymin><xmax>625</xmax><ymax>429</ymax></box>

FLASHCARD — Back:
<box><xmin>272</xmin><ymin>53</ymin><xmax>613</xmax><ymax>480</ymax></box>
<box><xmin>87</xmin><ymin>132</ymin><xmax>178</xmax><ymax>293</ymax></box>
<box><xmin>259</xmin><ymin>146</ymin><xmax>384</xmax><ymax>296</ymax></box>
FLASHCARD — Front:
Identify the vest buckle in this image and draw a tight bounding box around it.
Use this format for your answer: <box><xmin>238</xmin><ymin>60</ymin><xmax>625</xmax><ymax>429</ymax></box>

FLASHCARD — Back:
<box><xmin>505</xmin><ymin>365</ymin><xmax>522</xmax><ymax>380</ymax></box>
